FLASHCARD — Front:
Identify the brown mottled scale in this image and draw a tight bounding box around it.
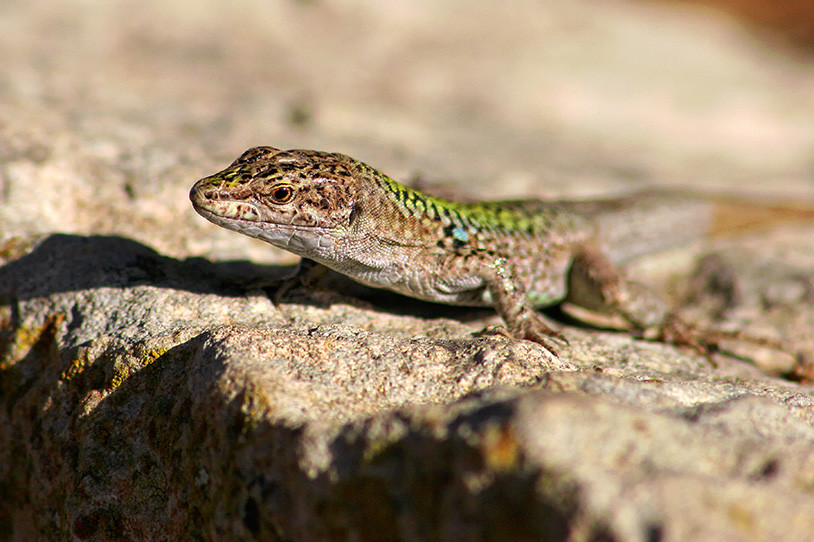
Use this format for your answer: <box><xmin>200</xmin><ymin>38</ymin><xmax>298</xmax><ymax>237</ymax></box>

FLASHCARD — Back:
<box><xmin>191</xmin><ymin>146</ymin><xmax>811</xmax><ymax>354</ymax></box>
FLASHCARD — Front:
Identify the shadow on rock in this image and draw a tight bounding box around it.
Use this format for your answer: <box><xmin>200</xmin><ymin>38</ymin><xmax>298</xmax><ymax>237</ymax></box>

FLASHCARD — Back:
<box><xmin>0</xmin><ymin>233</ymin><xmax>295</xmax><ymax>300</ymax></box>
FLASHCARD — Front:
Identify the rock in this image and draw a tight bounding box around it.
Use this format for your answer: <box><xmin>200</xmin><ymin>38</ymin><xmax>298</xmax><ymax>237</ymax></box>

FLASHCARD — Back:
<box><xmin>3</xmin><ymin>231</ymin><xmax>814</xmax><ymax>540</ymax></box>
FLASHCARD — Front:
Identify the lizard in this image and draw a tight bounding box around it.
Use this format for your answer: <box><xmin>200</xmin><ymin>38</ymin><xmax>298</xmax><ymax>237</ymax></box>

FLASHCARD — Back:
<box><xmin>189</xmin><ymin>146</ymin><xmax>814</xmax><ymax>356</ymax></box>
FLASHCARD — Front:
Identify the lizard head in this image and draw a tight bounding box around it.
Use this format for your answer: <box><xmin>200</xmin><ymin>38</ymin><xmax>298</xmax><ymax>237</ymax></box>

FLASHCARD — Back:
<box><xmin>190</xmin><ymin>146</ymin><xmax>361</xmax><ymax>256</ymax></box>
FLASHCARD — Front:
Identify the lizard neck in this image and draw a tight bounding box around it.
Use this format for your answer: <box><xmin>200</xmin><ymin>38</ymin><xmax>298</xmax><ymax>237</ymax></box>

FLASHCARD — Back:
<box><xmin>351</xmin><ymin>161</ymin><xmax>461</xmax><ymax>247</ymax></box>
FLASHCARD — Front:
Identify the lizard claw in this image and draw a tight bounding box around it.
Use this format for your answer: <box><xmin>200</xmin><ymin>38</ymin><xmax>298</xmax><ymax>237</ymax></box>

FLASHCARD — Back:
<box><xmin>519</xmin><ymin>316</ymin><xmax>569</xmax><ymax>349</ymax></box>
<box><xmin>479</xmin><ymin>314</ymin><xmax>568</xmax><ymax>356</ymax></box>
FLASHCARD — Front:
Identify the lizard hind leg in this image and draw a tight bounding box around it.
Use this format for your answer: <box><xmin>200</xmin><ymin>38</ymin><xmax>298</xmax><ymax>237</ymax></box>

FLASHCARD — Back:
<box><xmin>564</xmin><ymin>243</ymin><xmax>717</xmax><ymax>350</ymax></box>
<box><xmin>565</xmin><ymin>243</ymin><xmax>795</xmax><ymax>363</ymax></box>
<box><xmin>565</xmin><ymin>243</ymin><xmax>670</xmax><ymax>331</ymax></box>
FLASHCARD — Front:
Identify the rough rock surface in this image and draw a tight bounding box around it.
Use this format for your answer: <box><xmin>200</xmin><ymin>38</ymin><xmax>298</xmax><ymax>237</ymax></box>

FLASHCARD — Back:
<box><xmin>2</xmin><ymin>1</ymin><xmax>814</xmax><ymax>541</ymax></box>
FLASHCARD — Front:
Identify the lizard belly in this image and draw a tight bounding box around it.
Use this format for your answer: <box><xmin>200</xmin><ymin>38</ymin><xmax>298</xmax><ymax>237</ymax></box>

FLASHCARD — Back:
<box><xmin>345</xmin><ymin>261</ymin><xmax>489</xmax><ymax>306</ymax></box>
<box><xmin>341</xmin><ymin>242</ymin><xmax>574</xmax><ymax>308</ymax></box>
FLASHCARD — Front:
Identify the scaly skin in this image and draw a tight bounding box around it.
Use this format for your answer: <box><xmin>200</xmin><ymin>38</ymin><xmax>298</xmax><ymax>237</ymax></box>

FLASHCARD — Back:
<box><xmin>189</xmin><ymin>146</ymin><xmax>788</xmax><ymax>354</ymax></box>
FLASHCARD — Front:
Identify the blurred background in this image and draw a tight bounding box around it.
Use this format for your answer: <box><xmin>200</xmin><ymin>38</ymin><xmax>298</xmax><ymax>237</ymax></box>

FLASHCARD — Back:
<box><xmin>1</xmin><ymin>0</ymin><xmax>812</xmax><ymax>263</ymax></box>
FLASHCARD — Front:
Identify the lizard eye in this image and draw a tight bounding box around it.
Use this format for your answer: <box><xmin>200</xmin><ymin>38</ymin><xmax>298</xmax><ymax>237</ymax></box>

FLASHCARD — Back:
<box><xmin>269</xmin><ymin>184</ymin><xmax>295</xmax><ymax>204</ymax></box>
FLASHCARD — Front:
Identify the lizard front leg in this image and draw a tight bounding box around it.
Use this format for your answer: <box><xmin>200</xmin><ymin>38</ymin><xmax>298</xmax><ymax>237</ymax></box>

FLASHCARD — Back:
<box><xmin>484</xmin><ymin>257</ymin><xmax>567</xmax><ymax>354</ymax></box>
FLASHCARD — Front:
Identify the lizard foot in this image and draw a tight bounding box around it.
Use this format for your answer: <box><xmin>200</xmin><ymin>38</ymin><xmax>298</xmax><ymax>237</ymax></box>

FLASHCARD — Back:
<box><xmin>479</xmin><ymin>314</ymin><xmax>568</xmax><ymax>356</ymax></box>
<box><xmin>650</xmin><ymin>312</ymin><xmax>791</xmax><ymax>365</ymax></box>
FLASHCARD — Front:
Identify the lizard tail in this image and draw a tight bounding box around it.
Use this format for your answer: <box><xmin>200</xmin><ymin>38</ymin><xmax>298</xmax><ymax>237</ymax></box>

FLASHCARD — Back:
<box><xmin>707</xmin><ymin>197</ymin><xmax>814</xmax><ymax>238</ymax></box>
<box><xmin>561</xmin><ymin>191</ymin><xmax>814</xmax><ymax>264</ymax></box>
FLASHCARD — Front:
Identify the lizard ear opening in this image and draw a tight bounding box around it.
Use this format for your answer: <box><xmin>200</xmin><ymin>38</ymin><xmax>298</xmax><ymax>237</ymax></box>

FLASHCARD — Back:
<box><xmin>347</xmin><ymin>203</ymin><xmax>362</xmax><ymax>227</ymax></box>
<box><xmin>231</xmin><ymin>146</ymin><xmax>282</xmax><ymax>166</ymax></box>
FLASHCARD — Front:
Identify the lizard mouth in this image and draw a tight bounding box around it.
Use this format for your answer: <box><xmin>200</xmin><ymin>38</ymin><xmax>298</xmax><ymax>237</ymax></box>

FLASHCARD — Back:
<box><xmin>190</xmin><ymin>184</ymin><xmax>336</xmax><ymax>252</ymax></box>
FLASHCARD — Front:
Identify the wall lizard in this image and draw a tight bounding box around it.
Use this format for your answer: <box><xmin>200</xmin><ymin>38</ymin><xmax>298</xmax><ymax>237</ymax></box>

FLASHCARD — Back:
<box><xmin>190</xmin><ymin>146</ymin><xmax>813</xmax><ymax>356</ymax></box>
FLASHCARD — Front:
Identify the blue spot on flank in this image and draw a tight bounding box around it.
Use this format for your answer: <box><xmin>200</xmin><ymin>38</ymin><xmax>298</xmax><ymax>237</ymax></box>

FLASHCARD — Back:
<box><xmin>451</xmin><ymin>227</ymin><xmax>469</xmax><ymax>242</ymax></box>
